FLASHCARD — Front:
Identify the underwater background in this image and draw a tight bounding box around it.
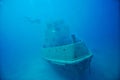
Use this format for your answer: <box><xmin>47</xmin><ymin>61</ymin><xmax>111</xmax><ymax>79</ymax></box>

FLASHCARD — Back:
<box><xmin>0</xmin><ymin>0</ymin><xmax>120</xmax><ymax>80</ymax></box>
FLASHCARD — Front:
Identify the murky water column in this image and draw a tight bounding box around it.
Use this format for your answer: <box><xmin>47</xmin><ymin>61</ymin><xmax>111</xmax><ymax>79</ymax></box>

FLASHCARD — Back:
<box><xmin>0</xmin><ymin>0</ymin><xmax>120</xmax><ymax>80</ymax></box>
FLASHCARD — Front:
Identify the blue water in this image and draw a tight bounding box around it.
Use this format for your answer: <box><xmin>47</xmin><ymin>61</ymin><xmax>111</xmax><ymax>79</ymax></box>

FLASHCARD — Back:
<box><xmin>0</xmin><ymin>0</ymin><xmax>119</xmax><ymax>80</ymax></box>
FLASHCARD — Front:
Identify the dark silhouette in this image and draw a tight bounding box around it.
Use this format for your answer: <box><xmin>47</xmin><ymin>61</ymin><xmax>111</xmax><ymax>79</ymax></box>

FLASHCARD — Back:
<box><xmin>24</xmin><ymin>16</ymin><xmax>41</xmax><ymax>24</ymax></box>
